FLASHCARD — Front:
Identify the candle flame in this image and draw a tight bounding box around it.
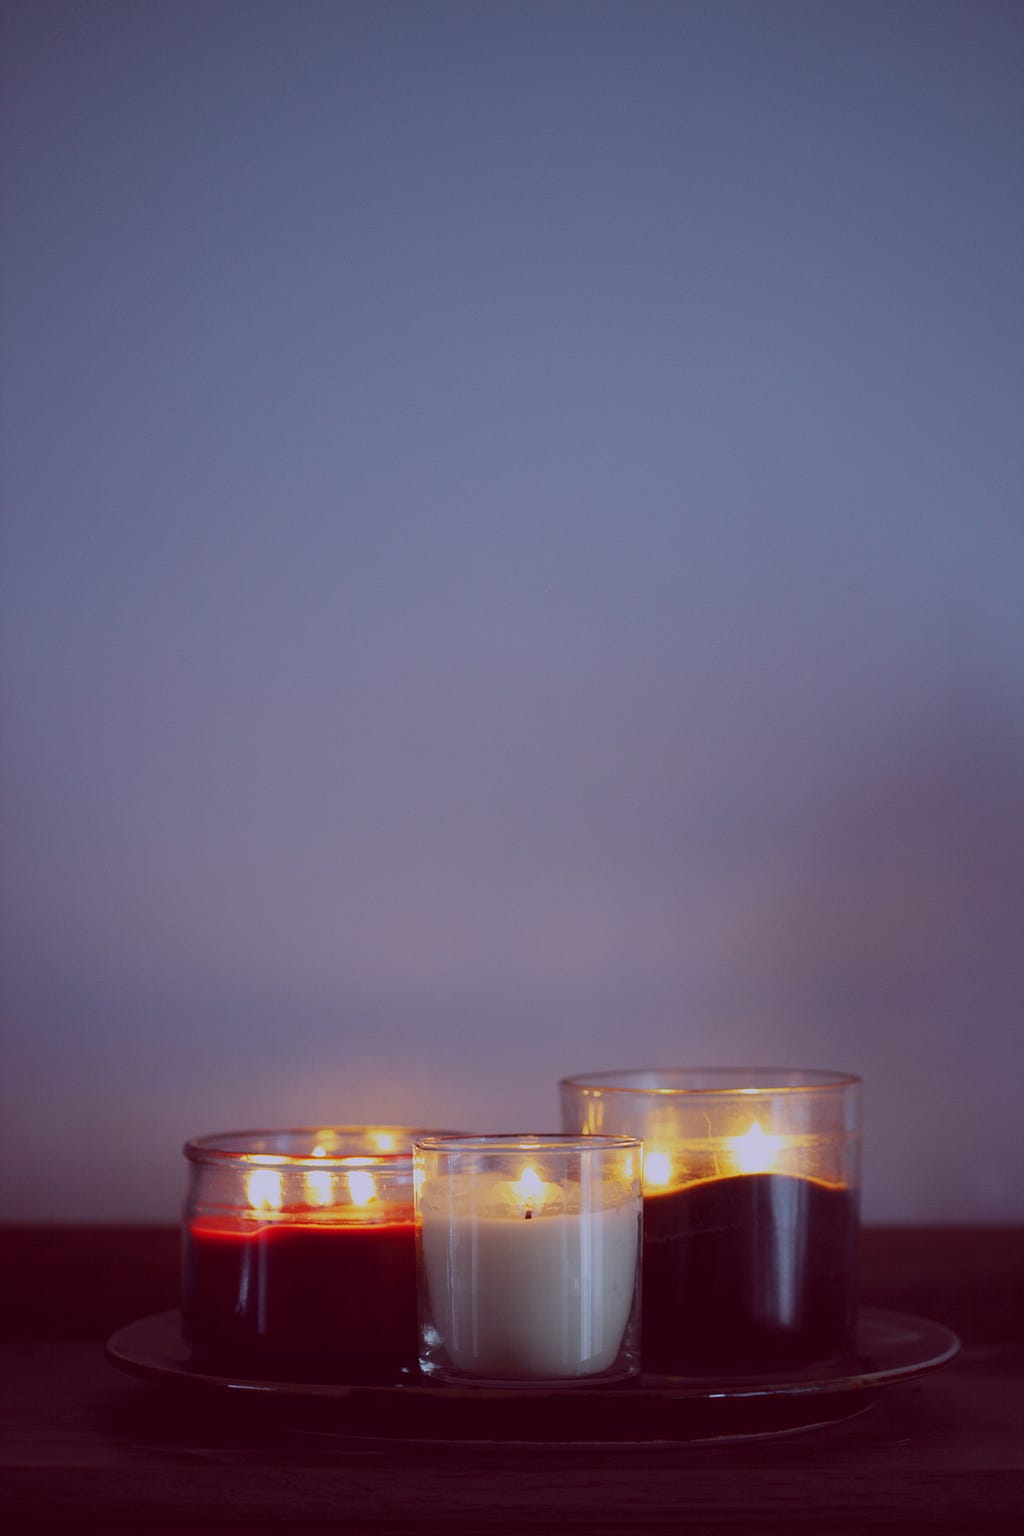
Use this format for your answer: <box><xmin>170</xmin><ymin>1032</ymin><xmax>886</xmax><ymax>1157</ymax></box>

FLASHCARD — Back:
<box><xmin>730</xmin><ymin>1121</ymin><xmax>783</xmax><ymax>1174</ymax></box>
<box><xmin>513</xmin><ymin>1166</ymin><xmax>544</xmax><ymax>1202</ymax></box>
<box><xmin>347</xmin><ymin>1168</ymin><xmax>377</xmax><ymax>1207</ymax></box>
<box><xmin>643</xmin><ymin>1151</ymin><xmax>673</xmax><ymax>1189</ymax></box>
<box><xmin>246</xmin><ymin>1169</ymin><xmax>283</xmax><ymax>1211</ymax></box>
<box><xmin>507</xmin><ymin>1165</ymin><xmax>556</xmax><ymax>1218</ymax></box>
<box><xmin>305</xmin><ymin>1145</ymin><xmax>333</xmax><ymax>1205</ymax></box>
<box><xmin>368</xmin><ymin>1130</ymin><xmax>397</xmax><ymax>1153</ymax></box>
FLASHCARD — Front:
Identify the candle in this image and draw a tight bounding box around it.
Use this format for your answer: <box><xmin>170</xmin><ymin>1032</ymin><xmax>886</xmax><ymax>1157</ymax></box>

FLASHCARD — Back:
<box><xmin>415</xmin><ymin>1135</ymin><xmax>642</xmax><ymax>1385</ymax></box>
<box><xmin>560</xmin><ymin>1069</ymin><xmax>862</xmax><ymax>1376</ymax></box>
<box><xmin>181</xmin><ymin>1127</ymin><xmax>448</xmax><ymax>1383</ymax></box>
<box><xmin>642</xmin><ymin>1124</ymin><xmax>858</xmax><ymax>1374</ymax></box>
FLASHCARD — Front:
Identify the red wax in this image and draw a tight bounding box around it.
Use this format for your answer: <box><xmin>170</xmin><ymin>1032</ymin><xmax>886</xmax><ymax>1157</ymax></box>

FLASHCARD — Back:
<box><xmin>183</xmin><ymin>1206</ymin><xmax>417</xmax><ymax>1383</ymax></box>
<box><xmin>642</xmin><ymin>1173</ymin><xmax>858</xmax><ymax>1376</ymax></box>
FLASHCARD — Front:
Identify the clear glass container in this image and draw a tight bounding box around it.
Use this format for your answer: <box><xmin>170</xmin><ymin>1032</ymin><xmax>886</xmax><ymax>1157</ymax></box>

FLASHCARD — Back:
<box><xmin>415</xmin><ymin>1134</ymin><xmax>643</xmax><ymax>1387</ymax></box>
<box><xmin>182</xmin><ymin>1125</ymin><xmax>452</xmax><ymax>1382</ymax></box>
<box><xmin>560</xmin><ymin>1069</ymin><xmax>861</xmax><ymax>1376</ymax></box>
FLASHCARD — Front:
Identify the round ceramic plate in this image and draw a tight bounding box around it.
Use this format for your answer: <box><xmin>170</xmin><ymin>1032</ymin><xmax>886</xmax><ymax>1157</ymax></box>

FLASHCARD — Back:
<box><xmin>105</xmin><ymin>1308</ymin><xmax>958</xmax><ymax>1446</ymax></box>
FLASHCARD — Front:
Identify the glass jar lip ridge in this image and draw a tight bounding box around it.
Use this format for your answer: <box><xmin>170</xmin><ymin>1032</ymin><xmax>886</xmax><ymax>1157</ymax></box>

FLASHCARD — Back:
<box><xmin>415</xmin><ymin>1132</ymin><xmax>643</xmax><ymax>1154</ymax></box>
<box><xmin>560</xmin><ymin>1067</ymin><xmax>861</xmax><ymax>1097</ymax></box>
<box><xmin>184</xmin><ymin>1126</ymin><xmax>460</xmax><ymax>1167</ymax></box>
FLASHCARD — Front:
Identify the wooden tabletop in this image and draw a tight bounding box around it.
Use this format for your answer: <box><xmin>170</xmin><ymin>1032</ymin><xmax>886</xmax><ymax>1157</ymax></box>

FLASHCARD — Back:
<box><xmin>1</xmin><ymin>1225</ymin><xmax>1021</xmax><ymax>1532</ymax></box>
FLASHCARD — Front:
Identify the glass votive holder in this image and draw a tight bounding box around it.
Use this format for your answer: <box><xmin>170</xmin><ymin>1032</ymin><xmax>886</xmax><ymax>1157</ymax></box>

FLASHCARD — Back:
<box><xmin>560</xmin><ymin>1069</ymin><xmax>861</xmax><ymax>1377</ymax></box>
<box><xmin>414</xmin><ymin>1134</ymin><xmax>643</xmax><ymax>1387</ymax></box>
<box><xmin>182</xmin><ymin>1125</ymin><xmax>454</xmax><ymax>1383</ymax></box>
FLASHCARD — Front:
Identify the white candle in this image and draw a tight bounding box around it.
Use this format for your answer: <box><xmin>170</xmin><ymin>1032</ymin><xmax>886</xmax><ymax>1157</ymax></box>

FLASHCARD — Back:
<box><xmin>419</xmin><ymin>1163</ymin><xmax>639</xmax><ymax>1381</ymax></box>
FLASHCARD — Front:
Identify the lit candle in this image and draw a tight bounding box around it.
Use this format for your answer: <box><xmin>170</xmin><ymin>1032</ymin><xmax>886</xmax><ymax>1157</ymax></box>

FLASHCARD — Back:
<box><xmin>182</xmin><ymin>1126</ymin><xmax>452</xmax><ymax>1383</ymax></box>
<box><xmin>560</xmin><ymin>1069</ymin><xmax>862</xmax><ymax>1376</ymax></box>
<box><xmin>641</xmin><ymin>1123</ymin><xmax>857</xmax><ymax>1373</ymax></box>
<box><xmin>416</xmin><ymin>1136</ymin><xmax>642</xmax><ymax>1384</ymax></box>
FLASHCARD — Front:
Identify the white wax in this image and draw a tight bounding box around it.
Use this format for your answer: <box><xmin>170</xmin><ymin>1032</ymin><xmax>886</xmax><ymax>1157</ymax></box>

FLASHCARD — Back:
<box><xmin>420</xmin><ymin>1196</ymin><xmax>638</xmax><ymax>1381</ymax></box>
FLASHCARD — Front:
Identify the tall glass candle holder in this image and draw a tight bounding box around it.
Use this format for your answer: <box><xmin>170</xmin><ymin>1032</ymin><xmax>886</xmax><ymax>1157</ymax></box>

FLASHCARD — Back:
<box><xmin>415</xmin><ymin>1134</ymin><xmax>643</xmax><ymax>1387</ymax></box>
<box><xmin>182</xmin><ymin>1125</ymin><xmax>453</xmax><ymax>1382</ymax></box>
<box><xmin>561</xmin><ymin>1069</ymin><xmax>861</xmax><ymax>1377</ymax></box>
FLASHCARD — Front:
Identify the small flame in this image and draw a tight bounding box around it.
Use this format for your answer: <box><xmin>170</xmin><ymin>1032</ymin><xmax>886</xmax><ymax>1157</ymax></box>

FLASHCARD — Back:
<box><xmin>643</xmin><ymin>1151</ymin><xmax>673</xmax><ymax>1189</ymax></box>
<box><xmin>247</xmin><ymin>1169</ymin><xmax>283</xmax><ymax>1211</ymax></box>
<box><xmin>305</xmin><ymin>1146</ymin><xmax>332</xmax><ymax>1206</ymax></box>
<box><xmin>512</xmin><ymin>1166</ymin><xmax>544</xmax><ymax>1202</ymax></box>
<box><xmin>347</xmin><ymin>1168</ymin><xmax>377</xmax><ymax>1207</ymax></box>
<box><xmin>368</xmin><ymin>1130</ymin><xmax>397</xmax><ymax>1153</ymax></box>
<box><xmin>731</xmin><ymin>1121</ymin><xmax>783</xmax><ymax>1175</ymax></box>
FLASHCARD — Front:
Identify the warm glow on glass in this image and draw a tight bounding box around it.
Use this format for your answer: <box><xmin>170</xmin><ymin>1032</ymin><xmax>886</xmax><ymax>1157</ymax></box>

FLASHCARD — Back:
<box><xmin>305</xmin><ymin>1172</ymin><xmax>333</xmax><ymax>1205</ymax></box>
<box><xmin>246</xmin><ymin>1169</ymin><xmax>283</xmax><ymax>1210</ymax></box>
<box><xmin>643</xmin><ymin>1150</ymin><xmax>673</xmax><ymax>1189</ymax></box>
<box><xmin>730</xmin><ymin>1121</ymin><xmax>783</xmax><ymax>1174</ymax></box>
<box><xmin>305</xmin><ymin>1145</ymin><xmax>333</xmax><ymax>1206</ymax></box>
<box><xmin>368</xmin><ymin>1130</ymin><xmax>398</xmax><ymax>1153</ymax></box>
<box><xmin>347</xmin><ymin>1168</ymin><xmax>377</xmax><ymax>1207</ymax></box>
<box><xmin>303</xmin><ymin>1142</ymin><xmax>333</xmax><ymax>1198</ymax></box>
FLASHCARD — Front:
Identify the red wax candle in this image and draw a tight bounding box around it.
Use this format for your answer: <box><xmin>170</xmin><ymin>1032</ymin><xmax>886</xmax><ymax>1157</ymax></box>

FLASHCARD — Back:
<box><xmin>642</xmin><ymin>1172</ymin><xmax>858</xmax><ymax>1376</ymax></box>
<box><xmin>183</xmin><ymin>1204</ymin><xmax>417</xmax><ymax>1382</ymax></box>
<box><xmin>181</xmin><ymin>1127</ymin><xmax>447</xmax><ymax>1385</ymax></box>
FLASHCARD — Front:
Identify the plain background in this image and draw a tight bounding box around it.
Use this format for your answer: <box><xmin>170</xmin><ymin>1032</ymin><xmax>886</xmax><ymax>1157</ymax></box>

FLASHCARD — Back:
<box><xmin>2</xmin><ymin>1</ymin><xmax>1022</xmax><ymax>1223</ymax></box>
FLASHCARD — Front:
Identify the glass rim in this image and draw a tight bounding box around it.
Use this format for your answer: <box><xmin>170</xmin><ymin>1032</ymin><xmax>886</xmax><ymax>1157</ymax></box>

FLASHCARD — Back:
<box><xmin>184</xmin><ymin>1126</ymin><xmax>460</xmax><ymax>1167</ymax></box>
<box><xmin>559</xmin><ymin>1067</ymin><xmax>861</xmax><ymax>1097</ymax></box>
<box><xmin>414</xmin><ymin>1132</ymin><xmax>643</xmax><ymax>1155</ymax></box>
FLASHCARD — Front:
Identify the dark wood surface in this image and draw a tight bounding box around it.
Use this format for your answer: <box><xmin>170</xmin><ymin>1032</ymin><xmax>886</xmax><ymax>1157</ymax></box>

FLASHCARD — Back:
<box><xmin>0</xmin><ymin>1225</ymin><xmax>1021</xmax><ymax>1533</ymax></box>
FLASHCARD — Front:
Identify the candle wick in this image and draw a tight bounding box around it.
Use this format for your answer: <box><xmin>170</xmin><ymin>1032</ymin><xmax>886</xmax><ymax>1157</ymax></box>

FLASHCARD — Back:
<box><xmin>524</xmin><ymin>1207</ymin><xmax>533</xmax><ymax>1220</ymax></box>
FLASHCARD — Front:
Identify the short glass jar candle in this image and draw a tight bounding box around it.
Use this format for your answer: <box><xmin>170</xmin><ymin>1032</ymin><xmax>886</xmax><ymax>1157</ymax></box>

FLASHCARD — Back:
<box><xmin>182</xmin><ymin>1126</ymin><xmax>452</xmax><ymax>1382</ymax></box>
<box><xmin>561</xmin><ymin>1069</ymin><xmax>861</xmax><ymax>1377</ymax></box>
<box><xmin>415</xmin><ymin>1134</ymin><xmax>643</xmax><ymax>1387</ymax></box>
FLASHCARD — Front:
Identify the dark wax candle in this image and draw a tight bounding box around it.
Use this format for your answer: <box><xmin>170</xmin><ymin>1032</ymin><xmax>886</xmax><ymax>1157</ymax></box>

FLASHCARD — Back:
<box><xmin>183</xmin><ymin>1206</ymin><xmax>417</xmax><ymax>1383</ymax></box>
<box><xmin>642</xmin><ymin>1173</ymin><xmax>858</xmax><ymax>1376</ymax></box>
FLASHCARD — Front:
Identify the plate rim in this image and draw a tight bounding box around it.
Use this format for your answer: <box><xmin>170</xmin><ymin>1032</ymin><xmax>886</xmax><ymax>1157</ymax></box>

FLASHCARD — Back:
<box><xmin>106</xmin><ymin>1305</ymin><xmax>960</xmax><ymax>1404</ymax></box>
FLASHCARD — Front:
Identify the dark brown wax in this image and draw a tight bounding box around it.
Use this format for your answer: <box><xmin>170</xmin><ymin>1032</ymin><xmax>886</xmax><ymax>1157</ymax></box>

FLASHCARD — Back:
<box><xmin>642</xmin><ymin>1173</ymin><xmax>857</xmax><ymax>1376</ymax></box>
<box><xmin>183</xmin><ymin>1210</ymin><xmax>417</xmax><ymax>1383</ymax></box>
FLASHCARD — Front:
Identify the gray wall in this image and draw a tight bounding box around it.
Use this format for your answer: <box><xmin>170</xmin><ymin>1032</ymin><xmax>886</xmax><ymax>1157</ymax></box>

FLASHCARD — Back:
<box><xmin>2</xmin><ymin>1</ymin><xmax>1022</xmax><ymax>1222</ymax></box>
